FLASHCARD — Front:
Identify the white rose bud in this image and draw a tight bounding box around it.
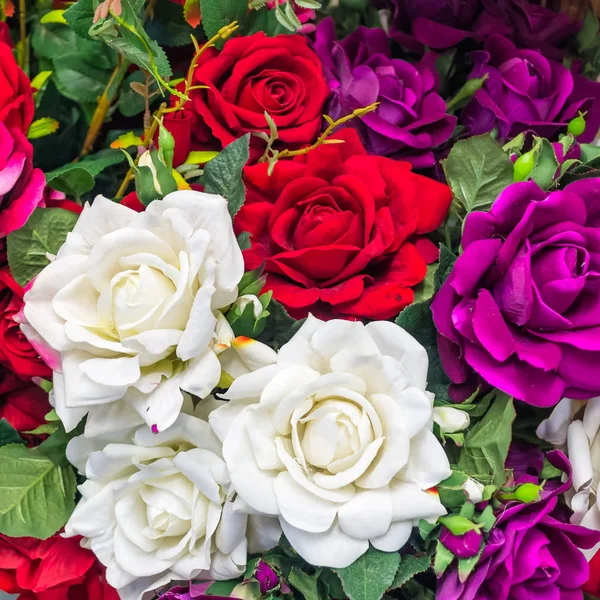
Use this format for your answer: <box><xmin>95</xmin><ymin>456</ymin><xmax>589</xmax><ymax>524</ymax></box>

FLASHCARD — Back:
<box><xmin>462</xmin><ymin>477</ymin><xmax>485</xmax><ymax>504</ymax></box>
<box><xmin>433</xmin><ymin>406</ymin><xmax>470</xmax><ymax>433</ymax></box>
<box><xmin>233</xmin><ymin>294</ymin><xmax>264</xmax><ymax>319</ymax></box>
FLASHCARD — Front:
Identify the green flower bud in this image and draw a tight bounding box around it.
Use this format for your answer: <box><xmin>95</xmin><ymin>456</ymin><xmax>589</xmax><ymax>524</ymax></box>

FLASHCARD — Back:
<box><xmin>513</xmin><ymin>149</ymin><xmax>536</xmax><ymax>182</ymax></box>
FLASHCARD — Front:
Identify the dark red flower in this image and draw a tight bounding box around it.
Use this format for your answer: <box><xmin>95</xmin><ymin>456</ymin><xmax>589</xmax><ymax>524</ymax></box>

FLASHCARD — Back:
<box><xmin>0</xmin><ymin>534</ymin><xmax>118</xmax><ymax>600</ymax></box>
<box><xmin>236</xmin><ymin>128</ymin><xmax>452</xmax><ymax>320</ymax></box>
<box><xmin>190</xmin><ymin>32</ymin><xmax>329</xmax><ymax>157</ymax></box>
<box><xmin>0</xmin><ymin>268</ymin><xmax>51</xmax><ymax>379</ymax></box>
<box><xmin>0</xmin><ymin>368</ymin><xmax>49</xmax><ymax>433</ymax></box>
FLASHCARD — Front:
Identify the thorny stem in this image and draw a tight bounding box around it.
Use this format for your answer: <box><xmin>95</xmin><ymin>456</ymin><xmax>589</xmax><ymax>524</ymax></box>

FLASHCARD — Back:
<box><xmin>109</xmin><ymin>9</ymin><xmax>187</xmax><ymax>101</ymax></box>
<box><xmin>258</xmin><ymin>102</ymin><xmax>380</xmax><ymax>165</ymax></box>
<box><xmin>80</xmin><ymin>56</ymin><xmax>129</xmax><ymax>157</ymax></box>
<box><xmin>163</xmin><ymin>22</ymin><xmax>240</xmax><ymax>115</ymax></box>
<box><xmin>114</xmin><ymin>22</ymin><xmax>240</xmax><ymax>199</ymax></box>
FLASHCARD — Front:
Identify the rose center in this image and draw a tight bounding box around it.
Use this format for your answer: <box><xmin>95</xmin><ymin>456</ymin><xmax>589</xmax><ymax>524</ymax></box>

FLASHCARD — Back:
<box><xmin>111</xmin><ymin>265</ymin><xmax>176</xmax><ymax>337</ymax></box>
<box><xmin>298</xmin><ymin>398</ymin><xmax>375</xmax><ymax>471</ymax></box>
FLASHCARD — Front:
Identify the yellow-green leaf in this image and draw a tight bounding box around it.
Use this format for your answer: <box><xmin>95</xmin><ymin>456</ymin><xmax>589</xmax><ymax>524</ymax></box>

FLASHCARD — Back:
<box><xmin>110</xmin><ymin>131</ymin><xmax>144</xmax><ymax>149</ymax></box>
<box><xmin>31</xmin><ymin>70</ymin><xmax>53</xmax><ymax>92</ymax></box>
<box><xmin>184</xmin><ymin>150</ymin><xmax>219</xmax><ymax>165</ymax></box>
<box><xmin>27</xmin><ymin>118</ymin><xmax>59</xmax><ymax>139</ymax></box>
<box><xmin>40</xmin><ymin>9</ymin><xmax>67</xmax><ymax>24</ymax></box>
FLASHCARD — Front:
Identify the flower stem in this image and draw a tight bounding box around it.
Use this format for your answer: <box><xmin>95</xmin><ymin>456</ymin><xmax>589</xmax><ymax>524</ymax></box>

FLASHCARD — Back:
<box><xmin>17</xmin><ymin>0</ymin><xmax>26</xmax><ymax>69</ymax></box>
<box><xmin>80</xmin><ymin>56</ymin><xmax>130</xmax><ymax>158</ymax></box>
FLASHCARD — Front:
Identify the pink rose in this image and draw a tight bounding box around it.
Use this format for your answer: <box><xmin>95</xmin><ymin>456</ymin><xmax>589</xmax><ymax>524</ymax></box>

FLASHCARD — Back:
<box><xmin>0</xmin><ymin>122</ymin><xmax>46</xmax><ymax>238</ymax></box>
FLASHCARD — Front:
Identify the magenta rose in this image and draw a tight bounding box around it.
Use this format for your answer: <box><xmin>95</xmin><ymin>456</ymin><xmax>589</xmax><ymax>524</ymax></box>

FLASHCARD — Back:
<box><xmin>0</xmin><ymin>122</ymin><xmax>46</xmax><ymax>238</ymax></box>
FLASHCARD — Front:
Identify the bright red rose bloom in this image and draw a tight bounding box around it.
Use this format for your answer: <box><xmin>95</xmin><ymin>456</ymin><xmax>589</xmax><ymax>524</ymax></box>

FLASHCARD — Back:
<box><xmin>0</xmin><ymin>42</ymin><xmax>34</xmax><ymax>134</ymax></box>
<box><xmin>0</xmin><ymin>268</ymin><xmax>51</xmax><ymax>379</ymax></box>
<box><xmin>0</xmin><ymin>368</ymin><xmax>49</xmax><ymax>432</ymax></box>
<box><xmin>0</xmin><ymin>534</ymin><xmax>118</xmax><ymax>600</ymax></box>
<box><xmin>190</xmin><ymin>32</ymin><xmax>329</xmax><ymax>155</ymax></box>
<box><xmin>236</xmin><ymin>128</ymin><xmax>452</xmax><ymax>320</ymax></box>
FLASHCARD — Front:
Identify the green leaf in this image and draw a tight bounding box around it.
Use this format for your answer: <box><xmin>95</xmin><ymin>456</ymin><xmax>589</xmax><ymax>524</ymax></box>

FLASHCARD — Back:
<box><xmin>53</xmin><ymin>54</ymin><xmax>112</xmax><ymax>103</ymax></box>
<box><xmin>38</xmin><ymin>421</ymin><xmax>84</xmax><ymax>467</ymax></box>
<box><xmin>438</xmin><ymin>515</ymin><xmax>481</xmax><ymax>536</ymax></box>
<box><xmin>257</xmin><ymin>299</ymin><xmax>305</xmax><ymax>350</ymax></box>
<box><xmin>412</xmin><ymin>264</ymin><xmax>435</xmax><ymax>304</ymax></box>
<box><xmin>475</xmin><ymin>505</ymin><xmax>496</xmax><ymax>532</ymax></box>
<box><xmin>45</xmin><ymin>152</ymin><xmax>126</xmax><ymax>196</ymax></box>
<box><xmin>24</xmin><ymin>423</ymin><xmax>61</xmax><ymax>436</ymax></box>
<box><xmin>289</xmin><ymin>567</ymin><xmax>320</xmax><ymax>600</ymax></box>
<box><xmin>27</xmin><ymin>117</ymin><xmax>60</xmax><ymax>139</ymax></box>
<box><xmin>442</xmin><ymin>134</ymin><xmax>514</xmax><ymax>213</ymax></box>
<box><xmin>206</xmin><ymin>579</ymin><xmax>242</xmax><ymax>596</ymax></box>
<box><xmin>334</xmin><ymin>548</ymin><xmax>401</xmax><ymax>600</ymax></box>
<box><xmin>320</xmin><ymin>569</ymin><xmax>346</xmax><ymax>599</ymax></box>
<box><xmin>434</xmin><ymin>543</ymin><xmax>455</xmax><ymax>577</ymax></box>
<box><xmin>119</xmin><ymin>71</ymin><xmax>148</xmax><ymax>117</ymax></box>
<box><xmin>145</xmin><ymin>0</ymin><xmax>195</xmax><ymax>46</ymax></box>
<box><xmin>0</xmin><ymin>444</ymin><xmax>77</xmax><ymax>539</ymax></box>
<box><xmin>541</xmin><ymin>457</ymin><xmax>563</xmax><ymax>480</ymax></box>
<box><xmin>201</xmin><ymin>0</ymin><xmax>247</xmax><ymax>46</ymax></box>
<box><xmin>434</xmin><ymin>245</ymin><xmax>457</xmax><ymax>292</ymax></box>
<box><xmin>7</xmin><ymin>208</ymin><xmax>80</xmax><ymax>286</ymax></box>
<box><xmin>458</xmin><ymin>547</ymin><xmax>483</xmax><ymax>582</ymax></box>
<box><xmin>391</xmin><ymin>555</ymin><xmax>431</xmax><ymax>589</ymax></box>
<box><xmin>63</xmin><ymin>0</ymin><xmax>95</xmax><ymax>40</ymax></box>
<box><xmin>457</xmin><ymin>392</ymin><xmax>516</xmax><ymax>486</ymax></box>
<box><xmin>0</xmin><ymin>420</ymin><xmax>25</xmax><ymax>447</ymax></box>
<box><xmin>529</xmin><ymin>138</ymin><xmax>559</xmax><ymax>190</ymax></box>
<box><xmin>437</xmin><ymin>471</ymin><xmax>468</xmax><ymax>509</ymax></box>
<box><xmin>203</xmin><ymin>134</ymin><xmax>250</xmax><ymax>218</ymax></box>
<box><xmin>578</xmin><ymin>10</ymin><xmax>599</xmax><ymax>51</ymax></box>
<box><xmin>237</xmin><ymin>231</ymin><xmax>251</xmax><ymax>251</ymax></box>
<box><xmin>247</xmin><ymin>6</ymin><xmax>289</xmax><ymax>36</ymax></box>
<box><xmin>580</xmin><ymin>143</ymin><xmax>600</xmax><ymax>164</ymax></box>
<box><xmin>102</xmin><ymin>32</ymin><xmax>172</xmax><ymax>79</ymax></box>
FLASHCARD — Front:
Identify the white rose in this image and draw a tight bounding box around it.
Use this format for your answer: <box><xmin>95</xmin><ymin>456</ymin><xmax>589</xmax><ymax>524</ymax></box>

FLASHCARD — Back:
<box><xmin>209</xmin><ymin>316</ymin><xmax>451</xmax><ymax>568</ymax></box>
<box><xmin>537</xmin><ymin>396</ymin><xmax>600</xmax><ymax>558</ymax></box>
<box><xmin>21</xmin><ymin>192</ymin><xmax>244</xmax><ymax>437</ymax></box>
<box><xmin>64</xmin><ymin>412</ymin><xmax>280</xmax><ymax>600</ymax></box>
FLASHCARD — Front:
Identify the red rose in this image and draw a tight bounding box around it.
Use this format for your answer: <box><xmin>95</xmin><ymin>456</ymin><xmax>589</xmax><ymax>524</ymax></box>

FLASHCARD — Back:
<box><xmin>0</xmin><ymin>43</ymin><xmax>34</xmax><ymax>134</ymax></box>
<box><xmin>235</xmin><ymin>128</ymin><xmax>452</xmax><ymax>320</ymax></box>
<box><xmin>190</xmin><ymin>32</ymin><xmax>329</xmax><ymax>155</ymax></box>
<box><xmin>0</xmin><ymin>368</ymin><xmax>50</xmax><ymax>432</ymax></box>
<box><xmin>585</xmin><ymin>550</ymin><xmax>600</xmax><ymax>598</ymax></box>
<box><xmin>0</xmin><ymin>534</ymin><xmax>118</xmax><ymax>600</ymax></box>
<box><xmin>0</xmin><ymin>268</ymin><xmax>51</xmax><ymax>379</ymax></box>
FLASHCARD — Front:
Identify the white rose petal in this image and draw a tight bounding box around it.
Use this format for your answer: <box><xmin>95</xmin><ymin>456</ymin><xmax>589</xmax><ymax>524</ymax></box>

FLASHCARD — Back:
<box><xmin>21</xmin><ymin>192</ymin><xmax>244</xmax><ymax>436</ymax></box>
<box><xmin>210</xmin><ymin>317</ymin><xmax>450</xmax><ymax>568</ymax></box>
<box><xmin>64</xmin><ymin>411</ymin><xmax>280</xmax><ymax>600</ymax></box>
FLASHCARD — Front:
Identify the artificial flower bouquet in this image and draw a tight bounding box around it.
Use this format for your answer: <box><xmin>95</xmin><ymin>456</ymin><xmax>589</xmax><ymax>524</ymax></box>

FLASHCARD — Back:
<box><xmin>1</xmin><ymin>0</ymin><xmax>600</xmax><ymax>599</ymax></box>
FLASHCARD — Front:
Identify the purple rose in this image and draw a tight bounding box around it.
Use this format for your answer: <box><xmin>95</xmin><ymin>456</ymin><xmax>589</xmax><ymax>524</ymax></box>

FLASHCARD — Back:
<box><xmin>0</xmin><ymin>122</ymin><xmax>45</xmax><ymax>238</ymax></box>
<box><xmin>461</xmin><ymin>35</ymin><xmax>600</xmax><ymax>143</ymax></box>
<box><xmin>438</xmin><ymin>451</ymin><xmax>600</xmax><ymax>600</ymax></box>
<box><xmin>314</xmin><ymin>18</ymin><xmax>456</xmax><ymax>167</ymax></box>
<box><xmin>381</xmin><ymin>0</ymin><xmax>577</xmax><ymax>56</ymax></box>
<box><xmin>432</xmin><ymin>177</ymin><xmax>600</xmax><ymax>407</ymax></box>
<box><xmin>506</xmin><ymin>441</ymin><xmax>544</xmax><ymax>485</ymax></box>
<box><xmin>474</xmin><ymin>0</ymin><xmax>580</xmax><ymax>60</ymax></box>
<box><xmin>384</xmin><ymin>0</ymin><xmax>483</xmax><ymax>53</ymax></box>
